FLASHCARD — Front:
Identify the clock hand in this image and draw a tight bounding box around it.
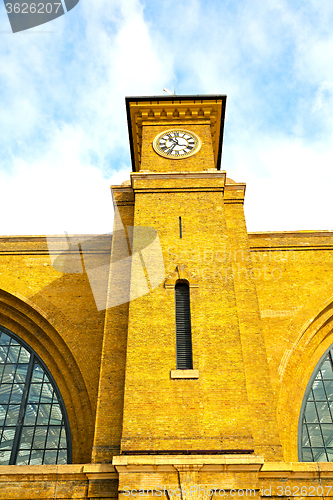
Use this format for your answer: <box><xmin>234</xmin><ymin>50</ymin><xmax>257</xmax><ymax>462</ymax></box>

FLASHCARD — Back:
<box><xmin>166</xmin><ymin>138</ymin><xmax>177</xmax><ymax>147</ymax></box>
<box><xmin>167</xmin><ymin>143</ymin><xmax>176</xmax><ymax>153</ymax></box>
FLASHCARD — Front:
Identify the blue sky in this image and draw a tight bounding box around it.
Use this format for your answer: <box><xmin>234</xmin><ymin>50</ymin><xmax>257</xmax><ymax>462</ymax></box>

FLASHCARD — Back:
<box><xmin>1</xmin><ymin>0</ymin><xmax>333</xmax><ymax>234</ymax></box>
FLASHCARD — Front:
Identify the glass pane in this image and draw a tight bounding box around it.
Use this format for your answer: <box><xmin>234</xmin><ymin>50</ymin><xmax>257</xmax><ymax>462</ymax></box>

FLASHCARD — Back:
<box><xmin>0</xmin><ymin>333</ymin><xmax>11</xmax><ymax>345</ymax></box>
<box><xmin>308</xmin><ymin>424</ymin><xmax>324</xmax><ymax>447</ymax></box>
<box><xmin>14</xmin><ymin>364</ymin><xmax>29</xmax><ymax>383</ymax></box>
<box><xmin>19</xmin><ymin>427</ymin><xmax>34</xmax><ymax>449</ymax></box>
<box><xmin>4</xmin><ymin>405</ymin><xmax>20</xmax><ymax>426</ymax></box>
<box><xmin>6</xmin><ymin>346</ymin><xmax>20</xmax><ymax>364</ymax></box>
<box><xmin>327</xmin><ymin>448</ymin><xmax>333</xmax><ymax>461</ymax></box>
<box><xmin>57</xmin><ymin>449</ymin><xmax>67</xmax><ymax>464</ymax></box>
<box><xmin>31</xmin><ymin>364</ymin><xmax>44</xmax><ymax>383</ymax></box>
<box><xmin>33</xmin><ymin>427</ymin><xmax>47</xmax><ymax>449</ymax></box>
<box><xmin>18</xmin><ymin>350</ymin><xmax>30</xmax><ymax>363</ymax></box>
<box><xmin>2</xmin><ymin>365</ymin><xmax>17</xmax><ymax>383</ymax></box>
<box><xmin>321</xmin><ymin>360</ymin><xmax>333</xmax><ymax>379</ymax></box>
<box><xmin>16</xmin><ymin>449</ymin><xmax>30</xmax><ymax>465</ymax></box>
<box><xmin>324</xmin><ymin>380</ymin><xmax>333</xmax><ymax>400</ymax></box>
<box><xmin>0</xmin><ymin>406</ymin><xmax>6</xmax><ymax>426</ymax></box>
<box><xmin>302</xmin><ymin>448</ymin><xmax>313</xmax><ymax>461</ymax></box>
<box><xmin>36</xmin><ymin>404</ymin><xmax>51</xmax><ymax>425</ymax></box>
<box><xmin>29</xmin><ymin>449</ymin><xmax>43</xmax><ymax>465</ymax></box>
<box><xmin>321</xmin><ymin>424</ymin><xmax>333</xmax><ymax>447</ymax></box>
<box><xmin>40</xmin><ymin>384</ymin><xmax>54</xmax><ymax>403</ymax></box>
<box><xmin>50</xmin><ymin>405</ymin><xmax>62</xmax><ymax>425</ymax></box>
<box><xmin>0</xmin><ymin>347</ymin><xmax>8</xmax><ymax>366</ymax></box>
<box><xmin>0</xmin><ymin>385</ymin><xmax>12</xmax><ymax>404</ymax></box>
<box><xmin>9</xmin><ymin>384</ymin><xmax>24</xmax><ymax>404</ymax></box>
<box><xmin>9</xmin><ymin>339</ymin><xmax>20</xmax><ymax>346</ymax></box>
<box><xmin>0</xmin><ymin>440</ymin><xmax>11</xmax><ymax>450</ymax></box>
<box><xmin>24</xmin><ymin>404</ymin><xmax>38</xmax><ymax>426</ymax></box>
<box><xmin>1</xmin><ymin>427</ymin><xmax>15</xmax><ymax>447</ymax></box>
<box><xmin>302</xmin><ymin>424</ymin><xmax>310</xmax><ymax>446</ymax></box>
<box><xmin>44</xmin><ymin>449</ymin><xmax>58</xmax><ymax>464</ymax></box>
<box><xmin>317</xmin><ymin>401</ymin><xmax>332</xmax><ymax>423</ymax></box>
<box><xmin>28</xmin><ymin>384</ymin><xmax>42</xmax><ymax>403</ymax></box>
<box><xmin>305</xmin><ymin>402</ymin><xmax>318</xmax><ymax>423</ymax></box>
<box><xmin>46</xmin><ymin>426</ymin><xmax>61</xmax><ymax>448</ymax></box>
<box><xmin>307</xmin><ymin>389</ymin><xmax>314</xmax><ymax>401</ymax></box>
<box><xmin>0</xmin><ymin>450</ymin><xmax>10</xmax><ymax>465</ymax></box>
<box><xmin>312</xmin><ymin>447</ymin><xmax>327</xmax><ymax>461</ymax></box>
<box><xmin>313</xmin><ymin>380</ymin><xmax>326</xmax><ymax>400</ymax></box>
<box><xmin>59</xmin><ymin>427</ymin><xmax>67</xmax><ymax>448</ymax></box>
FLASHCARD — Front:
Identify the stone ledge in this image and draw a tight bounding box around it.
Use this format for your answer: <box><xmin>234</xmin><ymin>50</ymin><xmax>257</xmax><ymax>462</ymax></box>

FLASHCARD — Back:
<box><xmin>0</xmin><ymin>463</ymin><xmax>117</xmax><ymax>481</ymax></box>
<box><xmin>260</xmin><ymin>461</ymin><xmax>333</xmax><ymax>478</ymax></box>
<box><xmin>113</xmin><ymin>455</ymin><xmax>264</xmax><ymax>469</ymax></box>
<box><xmin>170</xmin><ymin>369</ymin><xmax>199</xmax><ymax>379</ymax></box>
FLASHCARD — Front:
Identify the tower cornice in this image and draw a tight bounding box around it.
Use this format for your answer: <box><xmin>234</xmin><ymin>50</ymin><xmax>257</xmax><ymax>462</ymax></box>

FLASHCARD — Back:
<box><xmin>125</xmin><ymin>94</ymin><xmax>227</xmax><ymax>172</ymax></box>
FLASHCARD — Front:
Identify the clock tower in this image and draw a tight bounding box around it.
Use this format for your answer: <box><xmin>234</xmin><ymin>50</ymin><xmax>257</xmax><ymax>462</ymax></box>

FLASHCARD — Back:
<box><xmin>92</xmin><ymin>94</ymin><xmax>282</xmax><ymax>497</ymax></box>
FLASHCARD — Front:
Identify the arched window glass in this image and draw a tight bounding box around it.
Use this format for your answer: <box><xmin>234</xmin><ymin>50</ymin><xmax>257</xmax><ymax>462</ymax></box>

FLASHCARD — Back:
<box><xmin>299</xmin><ymin>347</ymin><xmax>333</xmax><ymax>461</ymax></box>
<box><xmin>0</xmin><ymin>326</ymin><xmax>71</xmax><ymax>465</ymax></box>
<box><xmin>175</xmin><ymin>281</ymin><xmax>193</xmax><ymax>370</ymax></box>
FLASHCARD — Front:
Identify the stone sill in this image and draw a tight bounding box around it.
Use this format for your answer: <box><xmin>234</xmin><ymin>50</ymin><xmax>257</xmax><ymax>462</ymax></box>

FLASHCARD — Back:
<box><xmin>170</xmin><ymin>369</ymin><xmax>199</xmax><ymax>379</ymax></box>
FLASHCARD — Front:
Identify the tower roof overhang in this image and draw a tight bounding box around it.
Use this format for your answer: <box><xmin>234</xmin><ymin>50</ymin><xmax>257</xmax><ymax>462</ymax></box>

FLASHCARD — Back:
<box><xmin>125</xmin><ymin>94</ymin><xmax>227</xmax><ymax>172</ymax></box>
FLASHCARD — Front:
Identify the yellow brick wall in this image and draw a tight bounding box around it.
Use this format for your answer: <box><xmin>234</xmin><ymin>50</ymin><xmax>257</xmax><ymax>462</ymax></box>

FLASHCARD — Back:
<box><xmin>0</xmin><ymin>236</ymin><xmax>107</xmax><ymax>463</ymax></box>
<box><xmin>121</xmin><ymin>181</ymin><xmax>254</xmax><ymax>453</ymax></box>
<box><xmin>120</xmin><ymin>116</ymin><xmax>281</xmax><ymax>460</ymax></box>
<box><xmin>249</xmin><ymin>231</ymin><xmax>333</xmax><ymax>461</ymax></box>
<box><xmin>92</xmin><ymin>186</ymin><xmax>135</xmax><ymax>463</ymax></box>
<box><xmin>1</xmin><ymin>96</ymin><xmax>333</xmax><ymax>499</ymax></box>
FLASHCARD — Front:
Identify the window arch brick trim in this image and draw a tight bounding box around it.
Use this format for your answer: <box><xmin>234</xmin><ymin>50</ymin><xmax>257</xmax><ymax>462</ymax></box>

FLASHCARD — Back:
<box><xmin>164</xmin><ymin>264</ymin><xmax>198</xmax><ymax>289</ymax></box>
<box><xmin>277</xmin><ymin>294</ymin><xmax>333</xmax><ymax>462</ymax></box>
<box><xmin>0</xmin><ymin>289</ymin><xmax>93</xmax><ymax>463</ymax></box>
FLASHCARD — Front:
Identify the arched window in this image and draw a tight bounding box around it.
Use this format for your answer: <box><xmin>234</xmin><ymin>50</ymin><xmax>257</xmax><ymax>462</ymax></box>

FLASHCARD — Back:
<box><xmin>175</xmin><ymin>281</ymin><xmax>193</xmax><ymax>370</ymax></box>
<box><xmin>299</xmin><ymin>346</ymin><xmax>333</xmax><ymax>461</ymax></box>
<box><xmin>0</xmin><ymin>326</ymin><xmax>71</xmax><ymax>465</ymax></box>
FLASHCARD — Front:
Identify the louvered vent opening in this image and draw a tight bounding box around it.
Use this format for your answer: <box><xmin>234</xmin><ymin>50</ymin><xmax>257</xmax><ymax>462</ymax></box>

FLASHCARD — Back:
<box><xmin>175</xmin><ymin>282</ymin><xmax>193</xmax><ymax>370</ymax></box>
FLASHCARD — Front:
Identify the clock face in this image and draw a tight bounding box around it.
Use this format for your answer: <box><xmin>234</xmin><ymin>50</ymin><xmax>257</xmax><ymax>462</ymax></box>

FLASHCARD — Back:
<box><xmin>153</xmin><ymin>129</ymin><xmax>201</xmax><ymax>159</ymax></box>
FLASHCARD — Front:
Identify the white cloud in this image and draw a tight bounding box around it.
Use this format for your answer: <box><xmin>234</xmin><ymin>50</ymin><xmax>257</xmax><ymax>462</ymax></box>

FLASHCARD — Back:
<box><xmin>0</xmin><ymin>0</ymin><xmax>174</xmax><ymax>234</ymax></box>
<box><xmin>225</xmin><ymin>132</ymin><xmax>333</xmax><ymax>231</ymax></box>
<box><xmin>2</xmin><ymin>0</ymin><xmax>333</xmax><ymax>234</ymax></box>
<box><xmin>0</xmin><ymin>123</ymin><xmax>130</xmax><ymax>234</ymax></box>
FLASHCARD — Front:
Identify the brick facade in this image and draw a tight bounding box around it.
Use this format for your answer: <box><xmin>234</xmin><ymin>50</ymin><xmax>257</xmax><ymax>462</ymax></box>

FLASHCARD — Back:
<box><xmin>0</xmin><ymin>95</ymin><xmax>332</xmax><ymax>498</ymax></box>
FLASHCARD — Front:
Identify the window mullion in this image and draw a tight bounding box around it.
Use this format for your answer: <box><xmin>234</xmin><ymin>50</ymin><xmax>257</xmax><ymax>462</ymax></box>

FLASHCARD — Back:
<box><xmin>9</xmin><ymin>353</ymin><xmax>35</xmax><ymax>465</ymax></box>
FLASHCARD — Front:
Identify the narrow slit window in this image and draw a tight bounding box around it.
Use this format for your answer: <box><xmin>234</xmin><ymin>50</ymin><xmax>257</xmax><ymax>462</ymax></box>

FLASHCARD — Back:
<box><xmin>175</xmin><ymin>282</ymin><xmax>193</xmax><ymax>370</ymax></box>
<box><xmin>179</xmin><ymin>217</ymin><xmax>182</xmax><ymax>239</ymax></box>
